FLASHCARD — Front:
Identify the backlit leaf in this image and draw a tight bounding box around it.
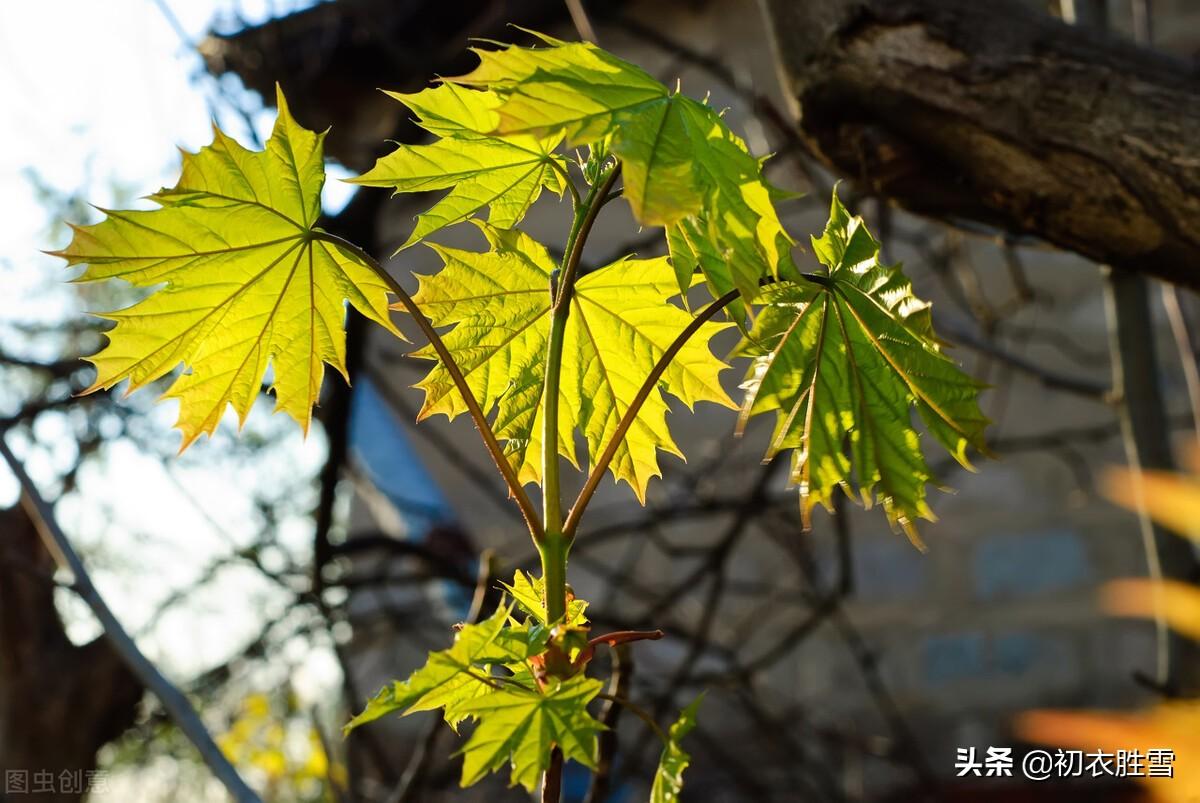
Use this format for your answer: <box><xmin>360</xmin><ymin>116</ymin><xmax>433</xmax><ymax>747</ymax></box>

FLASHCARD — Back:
<box><xmin>449</xmin><ymin>36</ymin><xmax>796</xmax><ymax>304</ymax></box>
<box><xmin>453</xmin><ymin>31</ymin><xmax>667</xmax><ymax>145</ymax></box>
<box><xmin>503</xmin><ymin>570</ymin><xmax>589</xmax><ymax>627</ymax></box>
<box><xmin>50</xmin><ymin>87</ymin><xmax>399</xmax><ymax>447</ymax></box>
<box><xmin>651</xmin><ymin>695</ymin><xmax>703</xmax><ymax>803</ymax></box>
<box><xmin>410</xmin><ymin>222</ymin><xmax>734</xmax><ymax>500</ymax></box>
<box><xmin>344</xmin><ymin>605</ymin><xmax>526</xmax><ymax>735</ymax></box>
<box><xmin>1102</xmin><ymin>465</ymin><xmax>1200</xmax><ymax>542</ymax></box>
<box><xmin>455</xmin><ymin>674</ymin><xmax>605</xmax><ymax>792</ymax></box>
<box><xmin>349</xmin><ymin>83</ymin><xmax>567</xmax><ymax>249</ymax></box>
<box><xmin>1017</xmin><ymin>706</ymin><xmax>1199</xmax><ymax>803</ymax></box>
<box><xmin>738</xmin><ymin>189</ymin><xmax>988</xmax><ymax>543</ymax></box>
<box><xmin>1103</xmin><ymin>578</ymin><xmax>1200</xmax><ymax>642</ymax></box>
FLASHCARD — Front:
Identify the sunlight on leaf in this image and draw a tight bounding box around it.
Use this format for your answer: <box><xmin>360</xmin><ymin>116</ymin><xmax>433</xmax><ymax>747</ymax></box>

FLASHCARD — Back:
<box><xmin>349</xmin><ymin>83</ymin><xmax>567</xmax><ymax>250</ymax></box>
<box><xmin>1103</xmin><ymin>465</ymin><xmax>1200</xmax><ymax>542</ymax></box>
<box><xmin>344</xmin><ymin>605</ymin><xmax>519</xmax><ymax>735</ymax></box>
<box><xmin>219</xmin><ymin>692</ymin><xmax>343</xmax><ymax>801</ymax></box>
<box><xmin>50</xmin><ymin>87</ymin><xmax>399</xmax><ymax>448</ymax></box>
<box><xmin>737</xmin><ymin>189</ymin><xmax>988</xmax><ymax>544</ymax></box>
<box><xmin>1017</xmin><ymin>707</ymin><xmax>1199</xmax><ymax>803</ymax></box>
<box><xmin>455</xmin><ymin>674</ymin><xmax>605</xmax><ymax>792</ymax></box>
<box><xmin>503</xmin><ymin>570</ymin><xmax>589</xmax><ymax>627</ymax></box>
<box><xmin>449</xmin><ymin>34</ymin><xmax>796</xmax><ymax>306</ymax></box>
<box><xmin>409</xmin><ymin>221</ymin><xmax>734</xmax><ymax>500</ymax></box>
<box><xmin>651</xmin><ymin>695</ymin><xmax>703</xmax><ymax>803</ymax></box>
<box><xmin>1103</xmin><ymin>578</ymin><xmax>1200</xmax><ymax>643</ymax></box>
<box><xmin>1018</xmin><ymin>456</ymin><xmax>1200</xmax><ymax>803</ymax></box>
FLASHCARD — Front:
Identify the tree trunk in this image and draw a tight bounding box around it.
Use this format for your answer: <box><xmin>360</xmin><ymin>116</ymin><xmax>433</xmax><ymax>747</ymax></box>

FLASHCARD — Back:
<box><xmin>0</xmin><ymin>506</ymin><xmax>143</xmax><ymax>802</ymax></box>
<box><xmin>759</xmin><ymin>0</ymin><xmax>1200</xmax><ymax>289</ymax></box>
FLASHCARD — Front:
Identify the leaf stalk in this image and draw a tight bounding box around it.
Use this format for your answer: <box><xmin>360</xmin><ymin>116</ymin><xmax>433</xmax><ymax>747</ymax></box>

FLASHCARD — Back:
<box><xmin>310</xmin><ymin>230</ymin><xmax>545</xmax><ymax>541</ymax></box>
<box><xmin>564</xmin><ymin>288</ymin><xmax>740</xmax><ymax>537</ymax></box>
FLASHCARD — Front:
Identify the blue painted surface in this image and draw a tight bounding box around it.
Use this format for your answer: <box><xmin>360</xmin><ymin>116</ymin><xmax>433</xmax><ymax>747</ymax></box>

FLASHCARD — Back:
<box><xmin>851</xmin><ymin>534</ymin><xmax>930</xmax><ymax>601</ymax></box>
<box><xmin>972</xmin><ymin>529</ymin><xmax>1091</xmax><ymax>599</ymax></box>
<box><xmin>349</xmin><ymin>375</ymin><xmax>455</xmax><ymax>535</ymax></box>
<box><xmin>922</xmin><ymin>631</ymin><xmax>986</xmax><ymax>684</ymax></box>
<box><xmin>992</xmin><ymin>632</ymin><xmax>1038</xmax><ymax>675</ymax></box>
<box><xmin>349</xmin><ymin>376</ymin><xmax>472</xmax><ymax>612</ymax></box>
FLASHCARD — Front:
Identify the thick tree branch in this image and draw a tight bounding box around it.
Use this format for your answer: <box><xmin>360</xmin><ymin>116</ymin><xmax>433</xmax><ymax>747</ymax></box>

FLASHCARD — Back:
<box><xmin>760</xmin><ymin>0</ymin><xmax>1200</xmax><ymax>288</ymax></box>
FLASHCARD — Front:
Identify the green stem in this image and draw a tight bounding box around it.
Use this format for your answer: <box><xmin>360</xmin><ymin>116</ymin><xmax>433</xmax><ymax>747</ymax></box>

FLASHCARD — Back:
<box><xmin>540</xmin><ymin>165</ymin><xmax>621</xmax><ymax>623</ymax></box>
<box><xmin>538</xmin><ymin>530</ymin><xmax>569</xmax><ymax>623</ymax></box>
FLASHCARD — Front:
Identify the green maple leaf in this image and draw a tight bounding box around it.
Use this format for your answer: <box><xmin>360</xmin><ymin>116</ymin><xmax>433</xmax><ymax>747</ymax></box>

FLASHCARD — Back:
<box><xmin>49</xmin><ymin>87</ymin><xmax>399</xmax><ymax>447</ymax></box>
<box><xmin>450</xmin><ymin>34</ymin><xmax>795</xmax><ymax>304</ymax></box>
<box><xmin>651</xmin><ymin>695</ymin><xmax>704</xmax><ymax>803</ymax></box>
<box><xmin>455</xmin><ymin>674</ymin><xmax>605</xmax><ymax>792</ymax></box>
<box><xmin>738</xmin><ymin>189</ymin><xmax>989</xmax><ymax>544</ymax></box>
<box><xmin>453</xmin><ymin>31</ymin><xmax>666</xmax><ymax>145</ymax></box>
<box><xmin>344</xmin><ymin>605</ymin><xmax>530</xmax><ymax>735</ymax></box>
<box><xmin>410</xmin><ymin>221</ymin><xmax>734</xmax><ymax>500</ymax></box>
<box><xmin>348</xmin><ymin>82</ymin><xmax>568</xmax><ymax>249</ymax></box>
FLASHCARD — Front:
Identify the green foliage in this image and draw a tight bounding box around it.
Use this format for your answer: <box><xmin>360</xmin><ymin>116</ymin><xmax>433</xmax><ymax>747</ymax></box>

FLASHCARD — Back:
<box><xmin>54</xmin><ymin>30</ymin><xmax>990</xmax><ymax>802</ymax></box>
<box><xmin>411</xmin><ymin>221</ymin><xmax>733</xmax><ymax>499</ymax></box>
<box><xmin>349</xmin><ymin>83</ymin><xmax>568</xmax><ymax>249</ymax></box>
<box><xmin>449</xmin><ymin>31</ymin><xmax>795</xmax><ymax>306</ymax></box>
<box><xmin>50</xmin><ymin>87</ymin><xmax>398</xmax><ymax>447</ymax></box>
<box><xmin>343</xmin><ymin>605</ymin><xmax>517</xmax><ymax>735</ymax></box>
<box><xmin>650</xmin><ymin>695</ymin><xmax>703</xmax><ymax>803</ymax></box>
<box><xmin>502</xmin><ymin>570</ymin><xmax>589</xmax><ymax>627</ymax></box>
<box><xmin>738</xmin><ymin>189</ymin><xmax>989</xmax><ymax>544</ymax></box>
<box><xmin>345</xmin><ymin>576</ymin><xmax>606</xmax><ymax>792</ymax></box>
<box><xmin>456</xmin><ymin>674</ymin><xmax>605</xmax><ymax>791</ymax></box>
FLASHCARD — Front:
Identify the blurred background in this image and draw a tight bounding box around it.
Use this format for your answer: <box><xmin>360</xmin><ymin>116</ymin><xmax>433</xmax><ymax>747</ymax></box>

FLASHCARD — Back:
<box><xmin>3</xmin><ymin>0</ymin><xmax>1200</xmax><ymax>801</ymax></box>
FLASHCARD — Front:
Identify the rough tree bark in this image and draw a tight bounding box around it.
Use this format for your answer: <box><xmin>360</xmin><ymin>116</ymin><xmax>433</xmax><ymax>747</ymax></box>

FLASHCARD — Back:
<box><xmin>759</xmin><ymin>0</ymin><xmax>1200</xmax><ymax>289</ymax></box>
<box><xmin>0</xmin><ymin>506</ymin><xmax>143</xmax><ymax>802</ymax></box>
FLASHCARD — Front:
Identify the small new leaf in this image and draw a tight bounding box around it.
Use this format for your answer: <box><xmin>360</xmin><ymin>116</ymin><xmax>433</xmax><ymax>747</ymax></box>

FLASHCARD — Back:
<box><xmin>50</xmin><ymin>88</ymin><xmax>399</xmax><ymax>447</ymax></box>
<box><xmin>651</xmin><ymin>695</ymin><xmax>703</xmax><ymax>803</ymax></box>
<box><xmin>455</xmin><ymin>674</ymin><xmax>605</xmax><ymax>792</ymax></box>
<box><xmin>738</xmin><ymin>189</ymin><xmax>988</xmax><ymax>543</ymax></box>
<box><xmin>411</xmin><ymin>222</ymin><xmax>734</xmax><ymax>500</ymax></box>
<box><xmin>503</xmin><ymin>570</ymin><xmax>589</xmax><ymax>627</ymax></box>
<box><xmin>344</xmin><ymin>605</ymin><xmax>520</xmax><ymax>734</ymax></box>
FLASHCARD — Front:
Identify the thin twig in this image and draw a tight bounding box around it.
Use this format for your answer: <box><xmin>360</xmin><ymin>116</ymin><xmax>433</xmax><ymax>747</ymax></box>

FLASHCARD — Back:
<box><xmin>1161</xmin><ymin>285</ymin><xmax>1200</xmax><ymax>439</ymax></box>
<box><xmin>0</xmin><ymin>434</ymin><xmax>263</xmax><ymax>803</ymax></box>
<box><xmin>310</xmin><ymin>231</ymin><xmax>544</xmax><ymax>541</ymax></box>
<box><xmin>596</xmin><ymin>693</ymin><xmax>667</xmax><ymax>744</ymax></box>
<box><xmin>543</xmin><ymin>749</ymin><xmax>564</xmax><ymax>803</ymax></box>
<box><xmin>387</xmin><ymin>552</ymin><xmax>499</xmax><ymax>803</ymax></box>
<box><xmin>564</xmin><ymin>0</ymin><xmax>599</xmax><ymax>44</ymax></box>
<box><xmin>584</xmin><ymin>644</ymin><xmax>630</xmax><ymax>803</ymax></box>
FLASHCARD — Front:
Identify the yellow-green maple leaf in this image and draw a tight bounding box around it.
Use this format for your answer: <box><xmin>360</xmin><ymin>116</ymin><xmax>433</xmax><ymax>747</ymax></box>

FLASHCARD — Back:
<box><xmin>348</xmin><ymin>82</ymin><xmax>567</xmax><ymax>250</ymax></box>
<box><xmin>449</xmin><ymin>34</ymin><xmax>796</xmax><ymax>305</ymax></box>
<box><xmin>344</xmin><ymin>605</ymin><xmax>518</xmax><ymax>735</ymax></box>
<box><xmin>410</xmin><ymin>221</ymin><xmax>734</xmax><ymax>500</ymax></box>
<box><xmin>455</xmin><ymin>674</ymin><xmax>605</xmax><ymax>792</ymax></box>
<box><xmin>49</xmin><ymin>88</ymin><xmax>399</xmax><ymax>448</ymax></box>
